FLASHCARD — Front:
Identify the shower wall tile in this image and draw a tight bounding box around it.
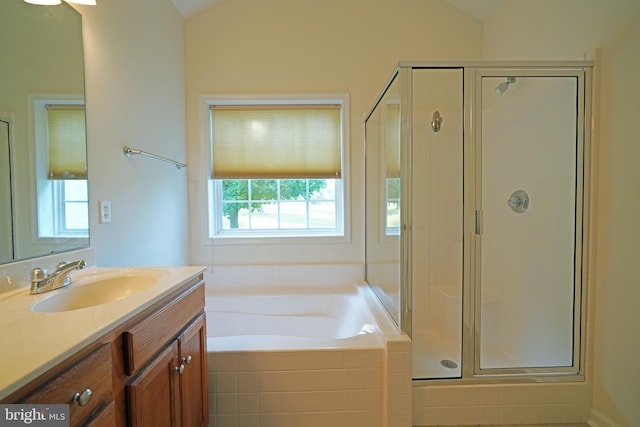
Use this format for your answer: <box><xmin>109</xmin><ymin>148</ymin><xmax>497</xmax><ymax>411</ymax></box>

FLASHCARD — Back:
<box><xmin>412</xmin><ymin>382</ymin><xmax>592</xmax><ymax>426</ymax></box>
<box><xmin>205</xmin><ymin>263</ymin><xmax>364</xmax><ymax>293</ymax></box>
<box><xmin>499</xmin><ymin>388</ymin><xmax>522</xmax><ymax>405</ymax></box>
<box><xmin>480</xmin><ymin>406</ymin><xmax>501</xmax><ymax>424</ymax></box>
<box><xmin>499</xmin><ymin>405</ymin><xmax>521</xmax><ymax>423</ymax></box>
<box><xmin>481</xmin><ymin>388</ymin><xmax>501</xmax><ymax>405</ymax></box>
<box><xmin>541</xmin><ymin>404</ymin><xmax>563</xmax><ymax>423</ymax></box>
<box><xmin>437</xmin><ymin>388</ymin><xmax>461</xmax><ymax>406</ymax></box>
<box><xmin>459</xmin><ymin>388</ymin><xmax>484</xmax><ymax>406</ymax></box>
<box><xmin>459</xmin><ymin>405</ymin><xmax>483</xmax><ymax>423</ymax></box>
<box><xmin>521</xmin><ymin>404</ymin><xmax>542</xmax><ymax>423</ymax></box>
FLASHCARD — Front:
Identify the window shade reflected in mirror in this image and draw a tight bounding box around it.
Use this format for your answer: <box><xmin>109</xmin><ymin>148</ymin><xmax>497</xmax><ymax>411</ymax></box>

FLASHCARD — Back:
<box><xmin>46</xmin><ymin>104</ymin><xmax>87</xmax><ymax>179</ymax></box>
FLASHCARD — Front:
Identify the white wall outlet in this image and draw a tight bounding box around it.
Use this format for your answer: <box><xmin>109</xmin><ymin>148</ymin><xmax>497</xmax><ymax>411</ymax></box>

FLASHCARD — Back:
<box><xmin>99</xmin><ymin>200</ymin><xmax>111</xmax><ymax>224</ymax></box>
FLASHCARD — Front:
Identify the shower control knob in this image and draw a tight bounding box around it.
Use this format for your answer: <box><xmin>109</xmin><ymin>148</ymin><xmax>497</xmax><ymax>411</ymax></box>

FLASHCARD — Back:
<box><xmin>508</xmin><ymin>189</ymin><xmax>529</xmax><ymax>213</ymax></box>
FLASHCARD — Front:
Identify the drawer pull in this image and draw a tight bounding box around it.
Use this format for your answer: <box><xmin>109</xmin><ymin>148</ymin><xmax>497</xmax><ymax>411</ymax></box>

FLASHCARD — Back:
<box><xmin>72</xmin><ymin>389</ymin><xmax>92</xmax><ymax>406</ymax></box>
<box><xmin>182</xmin><ymin>355</ymin><xmax>192</xmax><ymax>365</ymax></box>
<box><xmin>175</xmin><ymin>364</ymin><xmax>185</xmax><ymax>375</ymax></box>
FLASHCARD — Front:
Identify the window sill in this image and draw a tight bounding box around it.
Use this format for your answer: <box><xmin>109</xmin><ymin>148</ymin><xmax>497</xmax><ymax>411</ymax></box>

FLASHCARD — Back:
<box><xmin>208</xmin><ymin>233</ymin><xmax>350</xmax><ymax>246</ymax></box>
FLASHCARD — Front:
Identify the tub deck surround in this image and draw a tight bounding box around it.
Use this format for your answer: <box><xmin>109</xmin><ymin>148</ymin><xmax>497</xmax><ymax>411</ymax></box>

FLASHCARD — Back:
<box><xmin>205</xmin><ymin>284</ymin><xmax>412</xmax><ymax>427</ymax></box>
<box><xmin>0</xmin><ymin>264</ymin><xmax>206</xmax><ymax>399</ymax></box>
<box><xmin>208</xmin><ymin>348</ymin><xmax>386</xmax><ymax>427</ymax></box>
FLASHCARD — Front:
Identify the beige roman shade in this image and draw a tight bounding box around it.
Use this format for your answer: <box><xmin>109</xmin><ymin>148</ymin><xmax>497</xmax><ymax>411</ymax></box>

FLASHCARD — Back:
<box><xmin>211</xmin><ymin>104</ymin><xmax>341</xmax><ymax>179</ymax></box>
<box><xmin>46</xmin><ymin>104</ymin><xmax>87</xmax><ymax>179</ymax></box>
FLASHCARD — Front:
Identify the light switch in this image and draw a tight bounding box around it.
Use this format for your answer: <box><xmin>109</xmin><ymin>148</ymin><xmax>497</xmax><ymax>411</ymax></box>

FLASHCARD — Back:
<box><xmin>99</xmin><ymin>200</ymin><xmax>111</xmax><ymax>224</ymax></box>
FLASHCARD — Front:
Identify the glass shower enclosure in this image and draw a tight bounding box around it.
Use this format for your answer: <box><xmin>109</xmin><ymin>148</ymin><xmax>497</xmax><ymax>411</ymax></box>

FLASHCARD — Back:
<box><xmin>365</xmin><ymin>62</ymin><xmax>592</xmax><ymax>381</ymax></box>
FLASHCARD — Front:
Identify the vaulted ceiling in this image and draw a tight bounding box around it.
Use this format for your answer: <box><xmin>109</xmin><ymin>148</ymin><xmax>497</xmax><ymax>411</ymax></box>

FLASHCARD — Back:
<box><xmin>171</xmin><ymin>0</ymin><xmax>505</xmax><ymax>20</ymax></box>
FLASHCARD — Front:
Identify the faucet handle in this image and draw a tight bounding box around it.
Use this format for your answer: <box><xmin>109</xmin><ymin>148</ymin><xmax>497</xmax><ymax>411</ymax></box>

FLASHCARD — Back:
<box><xmin>31</xmin><ymin>268</ymin><xmax>47</xmax><ymax>282</ymax></box>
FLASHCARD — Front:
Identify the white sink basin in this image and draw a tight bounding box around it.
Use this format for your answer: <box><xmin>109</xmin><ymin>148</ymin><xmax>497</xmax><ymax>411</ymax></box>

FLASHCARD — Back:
<box><xmin>31</xmin><ymin>272</ymin><xmax>163</xmax><ymax>313</ymax></box>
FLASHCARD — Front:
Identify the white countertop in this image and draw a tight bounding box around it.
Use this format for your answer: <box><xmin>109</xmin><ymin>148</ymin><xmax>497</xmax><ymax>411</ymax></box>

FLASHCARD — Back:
<box><xmin>0</xmin><ymin>265</ymin><xmax>206</xmax><ymax>400</ymax></box>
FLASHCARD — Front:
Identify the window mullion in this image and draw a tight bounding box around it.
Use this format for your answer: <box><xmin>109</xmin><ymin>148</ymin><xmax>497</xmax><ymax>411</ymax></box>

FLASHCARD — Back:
<box><xmin>305</xmin><ymin>179</ymin><xmax>310</xmax><ymax>228</ymax></box>
<box><xmin>277</xmin><ymin>180</ymin><xmax>282</xmax><ymax>230</ymax></box>
<box><xmin>53</xmin><ymin>182</ymin><xmax>62</xmax><ymax>234</ymax></box>
<box><xmin>247</xmin><ymin>179</ymin><xmax>253</xmax><ymax>229</ymax></box>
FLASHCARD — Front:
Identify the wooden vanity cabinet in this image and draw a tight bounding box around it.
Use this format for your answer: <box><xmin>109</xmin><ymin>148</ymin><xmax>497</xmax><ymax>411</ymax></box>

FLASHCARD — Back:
<box><xmin>3</xmin><ymin>274</ymin><xmax>208</xmax><ymax>427</ymax></box>
<box><xmin>124</xmin><ymin>284</ymin><xmax>208</xmax><ymax>427</ymax></box>
<box><xmin>19</xmin><ymin>344</ymin><xmax>115</xmax><ymax>426</ymax></box>
<box><xmin>126</xmin><ymin>314</ymin><xmax>207</xmax><ymax>427</ymax></box>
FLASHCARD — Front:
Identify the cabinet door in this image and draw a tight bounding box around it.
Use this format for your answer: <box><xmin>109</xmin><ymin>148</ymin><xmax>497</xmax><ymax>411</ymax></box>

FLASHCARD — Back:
<box><xmin>178</xmin><ymin>314</ymin><xmax>208</xmax><ymax>427</ymax></box>
<box><xmin>127</xmin><ymin>341</ymin><xmax>181</xmax><ymax>427</ymax></box>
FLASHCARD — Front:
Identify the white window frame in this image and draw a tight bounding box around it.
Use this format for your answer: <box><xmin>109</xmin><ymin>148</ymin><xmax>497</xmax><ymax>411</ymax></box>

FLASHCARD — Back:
<box><xmin>204</xmin><ymin>94</ymin><xmax>351</xmax><ymax>244</ymax></box>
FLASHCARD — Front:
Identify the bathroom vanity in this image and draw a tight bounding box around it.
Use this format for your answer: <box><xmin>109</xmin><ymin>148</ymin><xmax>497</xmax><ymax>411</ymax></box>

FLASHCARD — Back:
<box><xmin>0</xmin><ymin>266</ymin><xmax>208</xmax><ymax>427</ymax></box>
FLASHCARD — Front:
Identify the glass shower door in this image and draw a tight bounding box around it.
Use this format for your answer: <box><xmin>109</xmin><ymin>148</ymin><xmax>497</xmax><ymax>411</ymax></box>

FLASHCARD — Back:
<box><xmin>365</xmin><ymin>72</ymin><xmax>402</xmax><ymax>327</ymax></box>
<box><xmin>411</xmin><ymin>68</ymin><xmax>464</xmax><ymax>379</ymax></box>
<box><xmin>476</xmin><ymin>72</ymin><xmax>586</xmax><ymax>373</ymax></box>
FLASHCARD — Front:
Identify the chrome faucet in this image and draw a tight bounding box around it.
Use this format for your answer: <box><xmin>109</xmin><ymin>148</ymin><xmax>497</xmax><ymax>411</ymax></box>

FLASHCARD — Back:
<box><xmin>30</xmin><ymin>260</ymin><xmax>87</xmax><ymax>295</ymax></box>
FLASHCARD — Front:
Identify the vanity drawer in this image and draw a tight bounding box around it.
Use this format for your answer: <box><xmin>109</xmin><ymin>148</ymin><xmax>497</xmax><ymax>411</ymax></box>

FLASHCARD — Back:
<box><xmin>22</xmin><ymin>344</ymin><xmax>113</xmax><ymax>426</ymax></box>
<box><xmin>123</xmin><ymin>282</ymin><xmax>204</xmax><ymax>376</ymax></box>
<box><xmin>85</xmin><ymin>399</ymin><xmax>116</xmax><ymax>427</ymax></box>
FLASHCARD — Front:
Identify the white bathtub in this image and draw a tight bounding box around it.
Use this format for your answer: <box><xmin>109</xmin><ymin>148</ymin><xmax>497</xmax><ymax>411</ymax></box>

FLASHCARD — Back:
<box><xmin>204</xmin><ymin>284</ymin><xmax>409</xmax><ymax>427</ymax></box>
<box><xmin>205</xmin><ymin>286</ymin><xmax>384</xmax><ymax>351</ymax></box>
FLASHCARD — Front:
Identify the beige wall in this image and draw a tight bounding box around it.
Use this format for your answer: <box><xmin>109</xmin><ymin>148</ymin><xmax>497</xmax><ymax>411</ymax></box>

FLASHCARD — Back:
<box><xmin>184</xmin><ymin>0</ymin><xmax>483</xmax><ymax>266</ymax></box>
<box><xmin>77</xmin><ymin>0</ymin><xmax>189</xmax><ymax>267</ymax></box>
<box><xmin>591</xmin><ymin>10</ymin><xmax>640</xmax><ymax>426</ymax></box>
<box><xmin>6</xmin><ymin>0</ymin><xmax>636</xmax><ymax>423</ymax></box>
<box><xmin>62</xmin><ymin>0</ymin><xmax>640</xmax><ymax>423</ymax></box>
<box><xmin>483</xmin><ymin>1</ymin><xmax>640</xmax><ymax>424</ymax></box>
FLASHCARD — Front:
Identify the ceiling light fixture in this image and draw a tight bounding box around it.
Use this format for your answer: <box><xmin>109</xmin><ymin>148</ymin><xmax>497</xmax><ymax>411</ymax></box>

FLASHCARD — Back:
<box><xmin>65</xmin><ymin>0</ymin><xmax>97</xmax><ymax>5</ymax></box>
<box><xmin>24</xmin><ymin>0</ymin><xmax>61</xmax><ymax>5</ymax></box>
<box><xmin>24</xmin><ymin>0</ymin><xmax>96</xmax><ymax>5</ymax></box>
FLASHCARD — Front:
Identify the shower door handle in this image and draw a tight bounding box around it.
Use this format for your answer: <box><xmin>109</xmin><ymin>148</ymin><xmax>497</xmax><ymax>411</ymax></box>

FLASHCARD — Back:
<box><xmin>475</xmin><ymin>210</ymin><xmax>482</xmax><ymax>235</ymax></box>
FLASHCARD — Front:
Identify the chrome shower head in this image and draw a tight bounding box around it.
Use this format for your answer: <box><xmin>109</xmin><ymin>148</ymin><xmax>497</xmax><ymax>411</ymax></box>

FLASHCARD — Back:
<box><xmin>495</xmin><ymin>77</ymin><xmax>517</xmax><ymax>95</ymax></box>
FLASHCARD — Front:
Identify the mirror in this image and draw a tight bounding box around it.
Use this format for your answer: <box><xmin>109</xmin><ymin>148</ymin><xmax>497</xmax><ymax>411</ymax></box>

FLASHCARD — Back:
<box><xmin>0</xmin><ymin>0</ymin><xmax>88</xmax><ymax>265</ymax></box>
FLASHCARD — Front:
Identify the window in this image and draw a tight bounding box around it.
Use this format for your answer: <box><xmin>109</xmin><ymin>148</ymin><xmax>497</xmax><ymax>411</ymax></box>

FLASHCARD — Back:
<box><xmin>54</xmin><ymin>180</ymin><xmax>89</xmax><ymax>235</ymax></box>
<box><xmin>386</xmin><ymin>177</ymin><xmax>400</xmax><ymax>235</ymax></box>
<box><xmin>34</xmin><ymin>100</ymin><xmax>88</xmax><ymax>238</ymax></box>
<box><xmin>385</xmin><ymin>103</ymin><xmax>400</xmax><ymax>236</ymax></box>
<box><xmin>207</xmin><ymin>95</ymin><xmax>348</xmax><ymax>239</ymax></box>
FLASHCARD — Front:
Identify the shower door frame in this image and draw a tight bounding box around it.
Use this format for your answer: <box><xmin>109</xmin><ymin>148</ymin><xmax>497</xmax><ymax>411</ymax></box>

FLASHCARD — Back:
<box><xmin>395</xmin><ymin>62</ymin><xmax>593</xmax><ymax>384</ymax></box>
<box><xmin>466</xmin><ymin>66</ymin><xmax>592</xmax><ymax>381</ymax></box>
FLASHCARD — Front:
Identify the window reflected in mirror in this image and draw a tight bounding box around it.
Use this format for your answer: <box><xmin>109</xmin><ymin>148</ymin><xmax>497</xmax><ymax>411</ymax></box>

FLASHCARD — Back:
<box><xmin>1</xmin><ymin>1</ymin><xmax>88</xmax><ymax>264</ymax></box>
